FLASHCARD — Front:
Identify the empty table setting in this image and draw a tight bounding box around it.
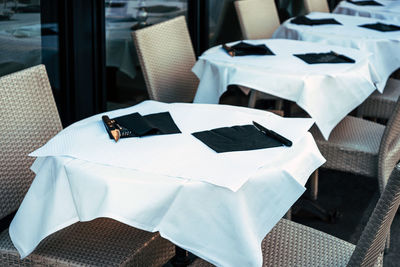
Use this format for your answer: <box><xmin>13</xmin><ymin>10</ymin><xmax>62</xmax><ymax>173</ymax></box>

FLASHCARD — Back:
<box><xmin>192</xmin><ymin>39</ymin><xmax>376</xmax><ymax>139</ymax></box>
<box><xmin>9</xmin><ymin>100</ymin><xmax>325</xmax><ymax>267</ymax></box>
<box><xmin>333</xmin><ymin>0</ymin><xmax>400</xmax><ymax>23</ymax></box>
<box><xmin>273</xmin><ymin>12</ymin><xmax>400</xmax><ymax>92</ymax></box>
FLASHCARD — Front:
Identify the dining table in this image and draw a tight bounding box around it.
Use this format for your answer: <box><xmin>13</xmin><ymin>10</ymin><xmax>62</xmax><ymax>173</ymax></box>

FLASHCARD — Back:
<box><xmin>9</xmin><ymin>100</ymin><xmax>325</xmax><ymax>267</ymax></box>
<box><xmin>333</xmin><ymin>0</ymin><xmax>400</xmax><ymax>23</ymax></box>
<box><xmin>192</xmin><ymin>39</ymin><xmax>377</xmax><ymax>140</ymax></box>
<box><xmin>273</xmin><ymin>12</ymin><xmax>400</xmax><ymax>93</ymax></box>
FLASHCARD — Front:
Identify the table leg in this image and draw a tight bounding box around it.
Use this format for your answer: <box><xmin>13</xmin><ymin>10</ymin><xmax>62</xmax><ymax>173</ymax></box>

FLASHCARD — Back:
<box><xmin>164</xmin><ymin>246</ymin><xmax>195</xmax><ymax>267</ymax></box>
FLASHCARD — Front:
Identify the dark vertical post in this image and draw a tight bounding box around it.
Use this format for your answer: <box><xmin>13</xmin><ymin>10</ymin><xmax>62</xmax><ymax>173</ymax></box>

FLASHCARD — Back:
<box><xmin>187</xmin><ymin>0</ymin><xmax>209</xmax><ymax>57</ymax></box>
<box><xmin>46</xmin><ymin>0</ymin><xmax>106</xmax><ymax>127</ymax></box>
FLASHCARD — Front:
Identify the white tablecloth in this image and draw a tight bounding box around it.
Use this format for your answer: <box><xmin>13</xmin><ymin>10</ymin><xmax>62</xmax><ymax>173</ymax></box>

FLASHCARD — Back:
<box><xmin>192</xmin><ymin>39</ymin><xmax>376</xmax><ymax>139</ymax></box>
<box><xmin>273</xmin><ymin>12</ymin><xmax>400</xmax><ymax>93</ymax></box>
<box><xmin>9</xmin><ymin>101</ymin><xmax>325</xmax><ymax>267</ymax></box>
<box><xmin>334</xmin><ymin>0</ymin><xmax>400</xmax><ymax>23</ymax></box>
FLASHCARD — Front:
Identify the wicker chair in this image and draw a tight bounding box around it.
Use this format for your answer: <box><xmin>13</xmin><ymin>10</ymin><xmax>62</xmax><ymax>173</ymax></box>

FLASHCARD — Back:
<box><xmin>234</xmin><ymin>0</ymin><xmax>283</xmax><ymax>110</ymax></box>
<box><xmin>234</xmin><ymin>0</ymin><xmax>280</xmax><ymax>39</ymax></box>
<box><xmin>190</xmin><ymin>163</ymin><xmax>400</xmax><ymax>267</ymax></box>
<box><xmin>309</xmin><ymin>93</ymin><xmax>400</xmax><ymax>201</ymax></box>
<box><xmin>132</xmin><ymin>16</ymin><xmax>198</xmax><ymax>103</ymax></box>
<box><xmin>304</xmin><ymin>0</ymin><xmax>330</xmax><ymax>13</ymax></box>
<box><xmin>0</xmin><ymin>65</ymin><xmax>175</xmax><ymax>266</ymax></box>
<box><xmin>357</xmin><ymin>78</ymin><xmax>400</xmax><ymax>120</ymax></box>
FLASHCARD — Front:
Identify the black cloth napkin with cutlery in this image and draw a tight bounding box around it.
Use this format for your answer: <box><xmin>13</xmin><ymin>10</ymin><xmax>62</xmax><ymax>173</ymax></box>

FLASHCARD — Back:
<box><xmin>222</xmin><ymin>42</ymin><xmax>275</xmax><ymax>57</ymax></box>
<box><xmin>108</xmin><ymin>111</ymin><xmax>181</xmax><ymax>138</ymax></box>
<box><xmin>291</xmin><ymin>16</ymin><xmax>342</xmax><ymax>26</ymax></box>
<box><xmin>192</xmin><ymin>125</ymin><xmax>285</xmax><ymax>153</ymax></box>
<box><xmin>294</xmin><ymin>51</ymin><xmax>355</xmax><ymax>64</ymax></box>
<box><xmin>359</xmin><ymin>22</ymin><xmax>400</xmax><ymax>32</ymax></box>
<box><xmin>347</xmin><ymin>0</ymin><xmax>383</xmax><ymax>6</ymax></box>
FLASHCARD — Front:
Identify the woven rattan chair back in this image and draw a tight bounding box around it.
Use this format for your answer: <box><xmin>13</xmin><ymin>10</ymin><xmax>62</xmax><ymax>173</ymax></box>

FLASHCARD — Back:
<box><xmin>348</xmin><ymin>163</ymin><xmax>400</xmax><ymax>266</ymax></box>
<box><xmin>0</xmin><ymin>65</ymin><xmax>62</xmax><ymax>220</ymax></box>
<box><xmin>304</xmin><ymin>0</ymin><xmax>330</xmax><ymax>13</ymax></box>
<box><xmin>377</xmin><ymin>96</ymin><xmax>400</xmax><ymax>193</ymax></box>
<box><xmin>234</xmin><ymin>0</ymin><xmax>280</xmax><ymax>39</ymax></box>
<box><xmin>132</xmin><ymin>16</ymin><xmax>198</xmax><ymax>103</ymax></box>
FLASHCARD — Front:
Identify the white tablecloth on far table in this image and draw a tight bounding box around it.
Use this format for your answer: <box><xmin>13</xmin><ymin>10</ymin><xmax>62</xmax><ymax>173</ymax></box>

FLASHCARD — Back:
<box><xmin>9</xmin><ymin>101</ymin><xmax>325</xmax><ymax>267</ymax></box>
<box><xmin>334</xmin><ymin>0</ymin><xmax>400</xmax><ymax>23</ymax></box>
<box><xmin>192</xmin><ymin>39</ymin><xmax>376</xmax><ymax>140</ymax></box>
<box><xmin>273</xmin><ymin>12</ymin><xmax>400</xmax><ymax>92</ymax></box>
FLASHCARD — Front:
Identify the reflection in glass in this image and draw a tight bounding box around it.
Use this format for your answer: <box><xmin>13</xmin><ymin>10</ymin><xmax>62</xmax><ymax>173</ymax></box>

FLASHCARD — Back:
<box><xmin>104</xmin><ymin>0</ymin><xmax>187</xmax><ymax>111</ymax></box>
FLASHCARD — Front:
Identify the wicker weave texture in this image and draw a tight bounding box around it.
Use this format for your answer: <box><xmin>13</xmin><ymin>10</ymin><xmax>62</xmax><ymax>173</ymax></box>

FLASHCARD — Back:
<box><xmin>348</xmin><ymin>164</ymin><xmax>400</xmax><ymax>267</ymax></box>
<box><xmin>132</xmin><ymin>16</ymin><xmax>198</xmax><ymax>103</ymax></box>
<box><xmin>310</xmin><ymin>116</ymin><xmax>385</xmax><ymax>177</ymax></box>
<box><xmin>304</xmin><ymin>0</ymin><xmax>330</xmax><ymax>13</ymax></box>
<box><xmin>358</xmin><ymin>79</ymin><xmax>400</xmax><ymax>120</ymax></box>
<box><xmin>190</xmin><ymin>218</ymin><xmax>356</xmax><ymax>267</ymax></box>
<box><xmin>189</xmin><ymin>161</ymin><xmax>400</xmax><ymax>267</ymax></box>
<box><xmin>0</xmin><ymin>218</ymin><xmax>175</xmax><ymax>267</ymax></box>
<box><xmin>234</xmin><ymin>0</ymin><xmax>280</xmax><ymax>40</ymax></box>
<box><xmin>377</xmin><ymin>94</ymin><xmax>400</xmax><ymax>193</ymax></box>
<box><xmin>0</xmin><ymin>65</ymin><xmax>62</xmax><ymax>220</ymax></box>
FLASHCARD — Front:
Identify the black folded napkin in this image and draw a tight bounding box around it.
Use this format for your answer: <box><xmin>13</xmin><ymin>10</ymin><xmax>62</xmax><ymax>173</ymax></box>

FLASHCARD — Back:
<box><xmin>359</xmin><ymin>22</ymin><xmax>400</xmax><ymax>32</ymax></box>
<box><xmin>291</xmin><ymin>16</ymin><xmax>342</xmax><ymax>26</ymax></box>
<box><xmin>192</xmin><ymin>125</ymin><xmax>284</xmax><ymax>153</ymax></box>
<box><xmin>294</xmin><ymin>51</ymin><xmax>355</xmax><ymax>64</ymax></box>
<box><xmin>347</xmin><ymin>0</ymin><xmax>383</xmax><ymax>6</ymax></box>
<box><xmin>222</xmin><ymin>42</ymin><xmax>275</xmax><ymax>56</ymax></box>
<box><xmin>143</xmin><ymin>5</ymin><xmax>180</xmax><ymax>13</ymax></box>
<box><xmin>108</xmin><ymin>111</ymin><xmax>181</xmax><ymax>138</ymax></box>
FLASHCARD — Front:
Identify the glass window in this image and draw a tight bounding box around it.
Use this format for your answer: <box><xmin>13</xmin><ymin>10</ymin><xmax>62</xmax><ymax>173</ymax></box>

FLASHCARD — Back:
<box><xmin>105</xmin><ymin>0</ymin><xmax>188</xmax><ymax>111</ymax></box>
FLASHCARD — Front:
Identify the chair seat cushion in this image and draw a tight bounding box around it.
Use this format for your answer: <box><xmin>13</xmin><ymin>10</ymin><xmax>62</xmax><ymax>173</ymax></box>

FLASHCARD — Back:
<box><xmin>0</xmin><ymin>218</ymin><xmax>174</xmax><ymax>267</ymax></box>
<box><xmin>310</xmin><ymin>116</ymin><xmax>385</xmax><ymax>177</ymax></box>
<box><xmin>190</xmin><ymin>219</ymin><xmax>356</xmax><ymax>267</ymax></box>
<box><xmin>359</xmin><ymin>78</ymin><xmax>400</xmax><ymax>119</ymax></box>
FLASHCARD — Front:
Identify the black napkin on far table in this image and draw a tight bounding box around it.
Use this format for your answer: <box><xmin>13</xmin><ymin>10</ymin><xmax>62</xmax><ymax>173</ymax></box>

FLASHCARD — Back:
<box><xmin>192</xmin><ymin>125</ymin><xmax>283</xmax><ymax>153</ymax></box>
<box><xmin>291</xmin><ymin>16</ymin><xmax>342</xmax><ymax>26</ymax></box>
<box><xmin>294</xmin><ymin>51</ymin><xmax>355</xmax><ymax>64</ymax></box>
<box><xmin>143</xmin><ymin>5</ymin><xmax>180</xmax><ymax>13</ymax></box>
<box><xmin>110</xmin><ymin>111</ymin><xmax>181</xmax><ymax>138</ymax></box>
<box><xmin>347</xmin><ymin>0</ymin><xmax>383</xmax><ymax>6</ymax></box>
<box><xmin>359</xmin><ymin>22</ymin><xmax>400</xmax><ymax>32</ymax></box>
<box><xmin>222</xmin><ymin>42</ymin><xmax>275</xmax><ymax>57</ymax></box>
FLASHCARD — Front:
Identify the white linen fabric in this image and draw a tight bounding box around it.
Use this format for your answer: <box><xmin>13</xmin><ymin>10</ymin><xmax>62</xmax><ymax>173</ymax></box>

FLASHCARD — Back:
<box><xmin>192</xmin><ymin>39</ymin><xmax>376</xmax><ymax>140</ymax></box>
<box><xmin>334</xmin><ymin>0</ymin><xmax>400</xmax><ymax>23</ymax></box>
<box><xmin>30</xmin><ymin>101</ymin><xmax>321</xmax><ymax>192</ymax></box>
<box><xmin>273</xmin><ymin>12</ymin><xmax>400</xmax><ymax>92</ymax></box>
<box><xmin>10</xmin><ymin>101</ymin><xmax>325</xmax><ymax>267</ymax></box>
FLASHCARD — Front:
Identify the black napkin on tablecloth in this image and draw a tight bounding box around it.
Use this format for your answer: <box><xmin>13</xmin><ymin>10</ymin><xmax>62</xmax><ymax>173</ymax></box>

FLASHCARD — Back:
<box><xmin>192</xmin><ymin>125</ymin><xmax>283</xmax><ymax>153</ymax></box>
<box><xmin>294</xmin><ymin>51</ymin><xmax>355</xmax><ymax>64</ymax></box>
<box><xmin>359</xmin><ymin>22</ymin><xmax>400</xmax><ymax>32</ymax></box>
<box><xmin>347</xmin><ymin>0</ymin><xmax>383</xmax><ymax>6</ymax></box>
<box><xmin>222</xmin><ymin>41</ymin><xmax>275</xmax><ymax>56</ymax></box>
<box><xmin>110</xmin><ymin>111</ymin><xmax>181</xmax><ymax>138</ymax></box>
<box><xmin>291</xmin><ymin>16</ymin><xmax>342</xmax><ymax>26</ymax></box>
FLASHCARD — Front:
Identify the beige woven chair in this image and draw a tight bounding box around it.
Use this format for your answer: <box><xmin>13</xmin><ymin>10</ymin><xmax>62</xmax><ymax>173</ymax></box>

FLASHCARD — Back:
<box><xmin>309</xmin><ymin>93</ymin><xmax>400</xmax><ymax>200</ymax></box>
<box><xmin>190</xmin><ymin>162</ymin><xmax>400</xmax><ymax>267</ymax></box>
<box><xmin>234</xmin><ymin>0</ymin><xmax>283</xmax><ymax>110</ymax></box>
<box><xmin>0</xmin><ymin>65</ymin><xmax>175</xmax><ymax>266</ymax></box>
<box><xmin>234</xmin><ymin>0</ymin><xmax>280</xmax><ymax>39</ymax></box>
<box><xmin>357</xmin><ymin>78</ymin><xmax>400</xmax><ymax>120</ymax></box>
<box><xmin>304</xmin><ymin>0</ymin><xmax>330</xmax><ymax>13</ymax></box>
<box><xmin>132</xmin><ymin>16</ymin><xmax>198</xmax><ymax>103</ymax></box>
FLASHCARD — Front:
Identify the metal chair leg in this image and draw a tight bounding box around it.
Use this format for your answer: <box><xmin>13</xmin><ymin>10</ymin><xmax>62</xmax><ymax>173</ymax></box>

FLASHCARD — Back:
<box><xmin>310</xmin><ymin>170</ymin><xmax>319</xmax><ymax>201</ymax></box>
<box><xmin>248</xmin><ymin>90</ymin><xmax>258</xmax><ymax>108</ymax></box>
